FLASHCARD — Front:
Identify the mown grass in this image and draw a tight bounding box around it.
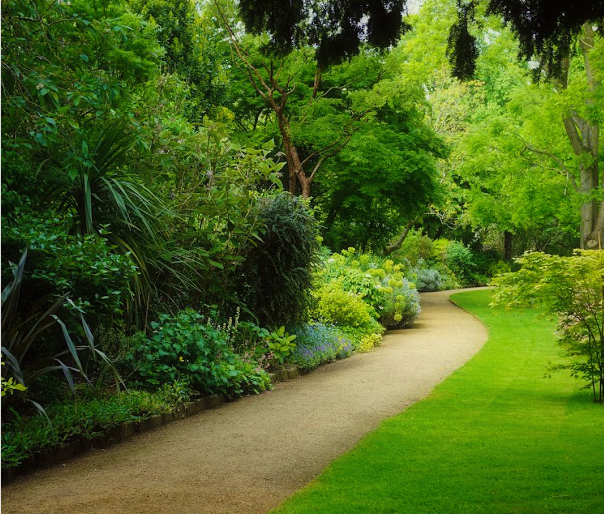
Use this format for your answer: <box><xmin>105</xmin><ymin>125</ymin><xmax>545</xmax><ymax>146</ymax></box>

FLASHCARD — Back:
<box><xmin>271</xmin><ymin>289</ymin><xmax>604</xmax><ymax>514</ymax></box>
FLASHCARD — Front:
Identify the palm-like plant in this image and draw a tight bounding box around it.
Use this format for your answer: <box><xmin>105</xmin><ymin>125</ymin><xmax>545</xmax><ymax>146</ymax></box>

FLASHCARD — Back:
<box><xmin>49</xmin><ymin>121</ymin><xmax>164</xmax><ymax>240</ymax></box>
<box><xmin>1</xmin><ymin>251</ymin><xmax>121</xmax><ymax>400</ymax></box>
<box><xmin>44</xmin><ymin>121</ymin><xmax>206</xmax><ymax>326</ymax></box>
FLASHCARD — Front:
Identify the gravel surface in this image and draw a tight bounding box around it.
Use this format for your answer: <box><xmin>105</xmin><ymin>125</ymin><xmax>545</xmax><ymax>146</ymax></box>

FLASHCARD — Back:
<box><xmin>1</xmin><ymin>289</ymin><xmax>488</xmax><ymax>514</ymax></box>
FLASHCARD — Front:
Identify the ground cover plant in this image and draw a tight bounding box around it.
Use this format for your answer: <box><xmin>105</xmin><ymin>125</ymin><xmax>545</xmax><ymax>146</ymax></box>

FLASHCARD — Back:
<box><xmin>270</xmin><ymin>289</ymin><xmax>604</xmax><ymax>514</ymax></box>
<box><xmin>1</xmin><ymin>381</ymin><xmax>191</xmax><ymax>469</ymax></box>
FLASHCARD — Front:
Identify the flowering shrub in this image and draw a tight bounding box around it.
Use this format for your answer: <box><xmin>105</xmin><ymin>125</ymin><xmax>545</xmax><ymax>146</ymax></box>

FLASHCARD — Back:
<box><xmin>312</xmin><ymin>282</ymin><xmax>377</xmax><ymax>328</ymax></box>
<box><xmin>356</xmin><ymin>332</ymin><xmax>383</xmax><ymax>352</ymax></box>
<box><xmin>125</xmin><ymin>310</ymin><xmax>271</xmax><ymax>397</ymax></box>
<box><xmin>377</xmin><ymin>275</ymin><xmax>421</xmax><ymax>329</ymax></box>
<box><xmin>316</xmin><ymin>248</ymin><xmax>421</xmax><ymax>330</ymax></box>
<box><xmin>310</xmin><ymin>280</ymin><xmax>384</xmax><ymax>351</ymax></box>
<box><xmin>289</xmin><ymin>323</ymin><xmax>354</xmax><ymax>370</ymax></box>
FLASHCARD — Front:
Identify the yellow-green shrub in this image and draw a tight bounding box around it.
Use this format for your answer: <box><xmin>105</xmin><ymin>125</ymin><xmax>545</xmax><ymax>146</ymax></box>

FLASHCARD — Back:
<box><xmin>358</xmin><ymin>333</ymin><xmax>383</xmax><ymax>352</ymax></box>
<box><xmin>311</xmin><ymin>281</ymin><xmax>377</xmax><ymax>328</ymax></box>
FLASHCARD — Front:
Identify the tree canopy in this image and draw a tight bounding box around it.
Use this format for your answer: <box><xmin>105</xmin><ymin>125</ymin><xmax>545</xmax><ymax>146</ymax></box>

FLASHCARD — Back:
<box><xmin>236</xmin><ymin>0</ymin><xmax>604</xmax><ymax>80</ymax></box>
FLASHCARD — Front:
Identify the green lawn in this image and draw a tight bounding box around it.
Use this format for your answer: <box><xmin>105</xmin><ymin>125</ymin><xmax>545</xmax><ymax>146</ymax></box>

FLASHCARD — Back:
<box><xmin>271</xmin><ymin>289</ymin><xmax>604</xmax><ymax>514</ymax></box>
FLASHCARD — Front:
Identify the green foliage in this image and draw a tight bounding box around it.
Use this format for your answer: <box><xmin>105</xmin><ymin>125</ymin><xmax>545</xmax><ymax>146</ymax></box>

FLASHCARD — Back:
<box><xmin>263</xmin><ymin>326</ymin><xmax>297</xmax><ymax>368</ymax></box>
<box><xmin>44</xmin><ymin>122</ymin><xmax>167</xmax><ymax>240</ymax></box>
<box><xmin>411</xmin><ymin>268</ymin><xmax>443</xmax><ymax>293</ymax></box>
<box><xmin>238</xmin><ymin>192</ymin><xmax>319</xmax><ymax>328</ymax></box>
<box><xmin>316</xmin><ymin>248</ymin><xmax>421</xmax><ymax>330</ymax></box>
<box><xmin>313</xmin><ymin>53</ymin><xmax>446</xmax><ymax>251</ymax></box>
<box><xmin>378</xmin><ymin>275</ymin><xmax>422</xmax><ymax>329</ymax></box>
<box><xmin>1</xmin><ymin>251</ymin><xmax>119</xmax><ymax>399</ymax></box>
<box><xmin>2</xmin><ymin>0</ymin><xmax>161</xmax><ymax>170</ymax></box>
<box><xmin>2</xmin><ymin>213</ymin><xmax>138</xmax><ymax>320</ymax></box>
<box><xmin>1</xmin><ymin>381</ymin><xmax>191</xmax><ymax>469</ymax></box>
<box><xmin>395</xmin><ymin>230</ymin><xmax>435</xmax><ymax>266</ymax></box>
<box><xmin>445</xmin><ymin>241</ymin><xmax>476</xmax><ymax>284</ymax></box>
<box><xmin>312</xmin><ymin>282</ymin><xmax>377</xmax><ymax>330</ymax></box>
<box><xmin>236</xmin><ymin>0</ymin><xmax>409</xmax><ymax>67</ymax></box>
<box><xmin>1</xmin><ymin>361</ymin><xmax>28</xmax><ymax>398</ymax></box>
<box><xmin>130</xmin><ymin>0</ymin><xmax>229</xmax><ymax>121</ymax></box>
<box><xmin>126</xmin><ymin>310</ymin><xmax>271</xmax><ymax>397</ymax></box>
<box><xmin>492</xmin><ymin>250</ymin><xmax>604</xmax><ymax>402</ymax></box>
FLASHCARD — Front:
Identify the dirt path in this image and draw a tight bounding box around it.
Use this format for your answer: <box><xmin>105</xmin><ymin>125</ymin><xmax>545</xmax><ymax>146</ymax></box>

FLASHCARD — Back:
<box><xmin>1</xmin><ymin>289</ymin><xmax>488</xmax><ymax>514</ymax></box>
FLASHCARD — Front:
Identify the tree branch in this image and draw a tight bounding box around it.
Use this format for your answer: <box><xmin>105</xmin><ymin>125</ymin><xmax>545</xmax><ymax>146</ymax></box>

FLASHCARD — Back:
<box><xmin>521</xmin><ymin>145</ymin><xmax>580</xmax><ymax>193</ymax></box>
<box><xmin>384</xmin><ymin>219</ymin><xmax>416</xmax><ymax>256</ymax></box>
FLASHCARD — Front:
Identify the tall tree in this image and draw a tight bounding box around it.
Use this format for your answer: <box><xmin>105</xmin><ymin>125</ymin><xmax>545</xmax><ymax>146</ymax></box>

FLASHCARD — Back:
<box><xmin>556</xmin><ymin>25</ymin><xmax>602</xmax><ymax>249</ymax></box>
<box><xmin>401</xmin><ymin>0</ymin><xmax>603</xmax><ymax>253</ymax></box>
<box><xmin>214</xmin><ymin>3</ymin><xmax>381</xmax><ymax>197</ymax></box>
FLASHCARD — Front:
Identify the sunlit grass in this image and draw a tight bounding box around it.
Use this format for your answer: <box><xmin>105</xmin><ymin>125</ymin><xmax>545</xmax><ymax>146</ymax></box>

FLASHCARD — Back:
<box><xmin>271</xmin><ymin>289</ymin><xmax>604</xmax><ymax>514</ymax></box>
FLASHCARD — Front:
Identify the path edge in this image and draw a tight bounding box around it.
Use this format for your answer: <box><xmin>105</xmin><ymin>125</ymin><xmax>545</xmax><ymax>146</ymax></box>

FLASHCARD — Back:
<box><xmin>1</xmin><ymin>366</ymin><xmax>307</xmax><ymax>486</ymax></box>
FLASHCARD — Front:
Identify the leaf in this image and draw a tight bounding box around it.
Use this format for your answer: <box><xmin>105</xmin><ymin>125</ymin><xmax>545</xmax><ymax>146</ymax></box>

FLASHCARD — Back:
<box><xmin>81</xmin><ymin>140</ymin><xmax>89</xmax><ymax>157</ymax></box>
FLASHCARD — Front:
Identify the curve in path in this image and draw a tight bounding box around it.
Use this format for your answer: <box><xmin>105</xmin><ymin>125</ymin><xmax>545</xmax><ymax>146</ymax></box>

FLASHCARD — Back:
<box><xmin>2</xmin><ymin>289</ymin><xmax>488</xmax><ymax>514</ymax></box>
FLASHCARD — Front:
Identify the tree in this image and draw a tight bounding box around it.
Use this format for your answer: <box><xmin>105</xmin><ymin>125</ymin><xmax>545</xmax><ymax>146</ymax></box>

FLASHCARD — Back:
<box><xmin>213</xmin><ymin>9</ymin><xmax>357</xmax><ymax>197</ymax></box>
<box><xmin>447</xmin><ymin>0</ymin><xmax>604</xmax><ymax>80</ymax></box>
<box><xmin>236</xmin><ymin>0</ymin><xmax>410</xmax><ymax>67</ymax></box>
<box><xmin>315</xmin><ymin>84</ymin><xmax>446</xmax><ymax>251</ymax></box>
<box><xmin>554</xmin><ymin>25</ymin><xmax>603</xmax><ymax>249</ymax></box>
<box><xmin>129</xmin><ymin>0</ymin><xmax>229</xmax><ymax>121</ymax></box>
<box><xmin>399</xmin><ymin>0</ymin><xmax>603</xmax><ymax>254</ymax></box>
<box><xmin>492</xmin><ymin>250</ymin><xmax>604</xmax><ymax>402</ymax></box>
<box><xmin>234</xmin><ymin>0</ymin><xmax>604</xmax><ymax>80</ymax></box>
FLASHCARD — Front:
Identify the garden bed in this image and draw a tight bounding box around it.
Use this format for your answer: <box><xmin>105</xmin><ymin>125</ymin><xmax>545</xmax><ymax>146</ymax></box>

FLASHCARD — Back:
<box><xmin>2</xmin><ymin>366</ymin><xmax>306</xmax><ymax>485</ymax></box>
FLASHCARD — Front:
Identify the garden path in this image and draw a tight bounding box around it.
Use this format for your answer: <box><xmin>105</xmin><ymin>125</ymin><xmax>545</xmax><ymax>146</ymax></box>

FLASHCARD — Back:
<box><xmin>1</xmin><ymin>289</ymin><xmax>488</xmax><ymax>514</ymax></box>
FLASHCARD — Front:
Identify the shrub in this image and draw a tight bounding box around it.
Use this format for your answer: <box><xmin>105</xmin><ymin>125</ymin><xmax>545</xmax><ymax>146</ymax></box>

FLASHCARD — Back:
<box><xmin>333</xmin><ymin>324</ymin><xmax>382</xmax><ymax>351</ymax></box>
<box><xmin>395</xmin><ymin>230</ymin><xmax>434</xmax><ymax>265</ymax></box>
<box><xmin>314</xmin><ymin>248</ymin><xmax>421</xmax><ymax>331</ymax></box>
<box><xmin>412</xmin><ymin>268</ymin><xmax>443</xmax><ymax>292</ymax></box>
<box><xmin>318</xmin><ymin>253</ymin><xmax>384</xmax><ymax>309</ymax></box>
<box><xmin>430</xmin><ymin>262</ymin><xmax>461</xmax><ymax>290</ymax></box>
<box><xmin>377</xmin><ymin>275</ymin><xmax>421</xmax><ymax>329</ymax></box>
<box><xmin>492</xmin><ymin>250</ymin><xmax>604</xmax><ymax>402</ymax></box>
<box><xmin>289</xmin><ymin>323</ymin><xmax>354</xmax><ymax>371</ymax></box>
<box><xmin>445</xmin><ymin>241</ymin><xmax>475</xmax><ymax>284</ymax></box>
<box><xmin>489</xmin><ymin>260</ymin><xmax>512</xmax><ymax>277</ymax></box>
<box><xmin>312</xmin><ymin>282</ymin><xmax>377</xmax><ymax>328</ymax></box>
<box><xmin>125</xmin><ymin>310</ymin><xmax>270</xmax><ymax>397</ymax></box>
<box><xmin>1</xmin><ymin>251</ymin><xmax>120</xmax><ymax>402</ymax></box>
<box><xmin>238</xmin><ymin>192</ymin><xmax>319</xmax><ymax>327</ymax></box>
<box><xmin>1</xmin><ymin>213</ymin><xmax>138</xmax><ymax>321</ymax></box>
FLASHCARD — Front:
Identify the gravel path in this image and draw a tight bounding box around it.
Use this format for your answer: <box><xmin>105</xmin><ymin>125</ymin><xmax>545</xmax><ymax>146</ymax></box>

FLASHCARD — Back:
<box><xmin>1</xmin><ymin>289</ymin><xmax>488</xmax><ymax>514</ymax></box>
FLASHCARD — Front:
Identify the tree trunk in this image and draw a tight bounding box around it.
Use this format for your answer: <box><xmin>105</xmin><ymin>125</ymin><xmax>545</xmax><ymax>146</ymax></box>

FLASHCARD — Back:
<box><xmin>384</xmin><ymin>219</ymin><xmax>415</xmax><ymax>255</ymax></box>
<box><xmin>561</xmin><ymin>24</ymin><xmax>602</xmax><ymax>249</ymax></box>
<box><xmin>503</xmin><ymin>231</ymin><xmax>513</xmax><ymax>260</ymax></box>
